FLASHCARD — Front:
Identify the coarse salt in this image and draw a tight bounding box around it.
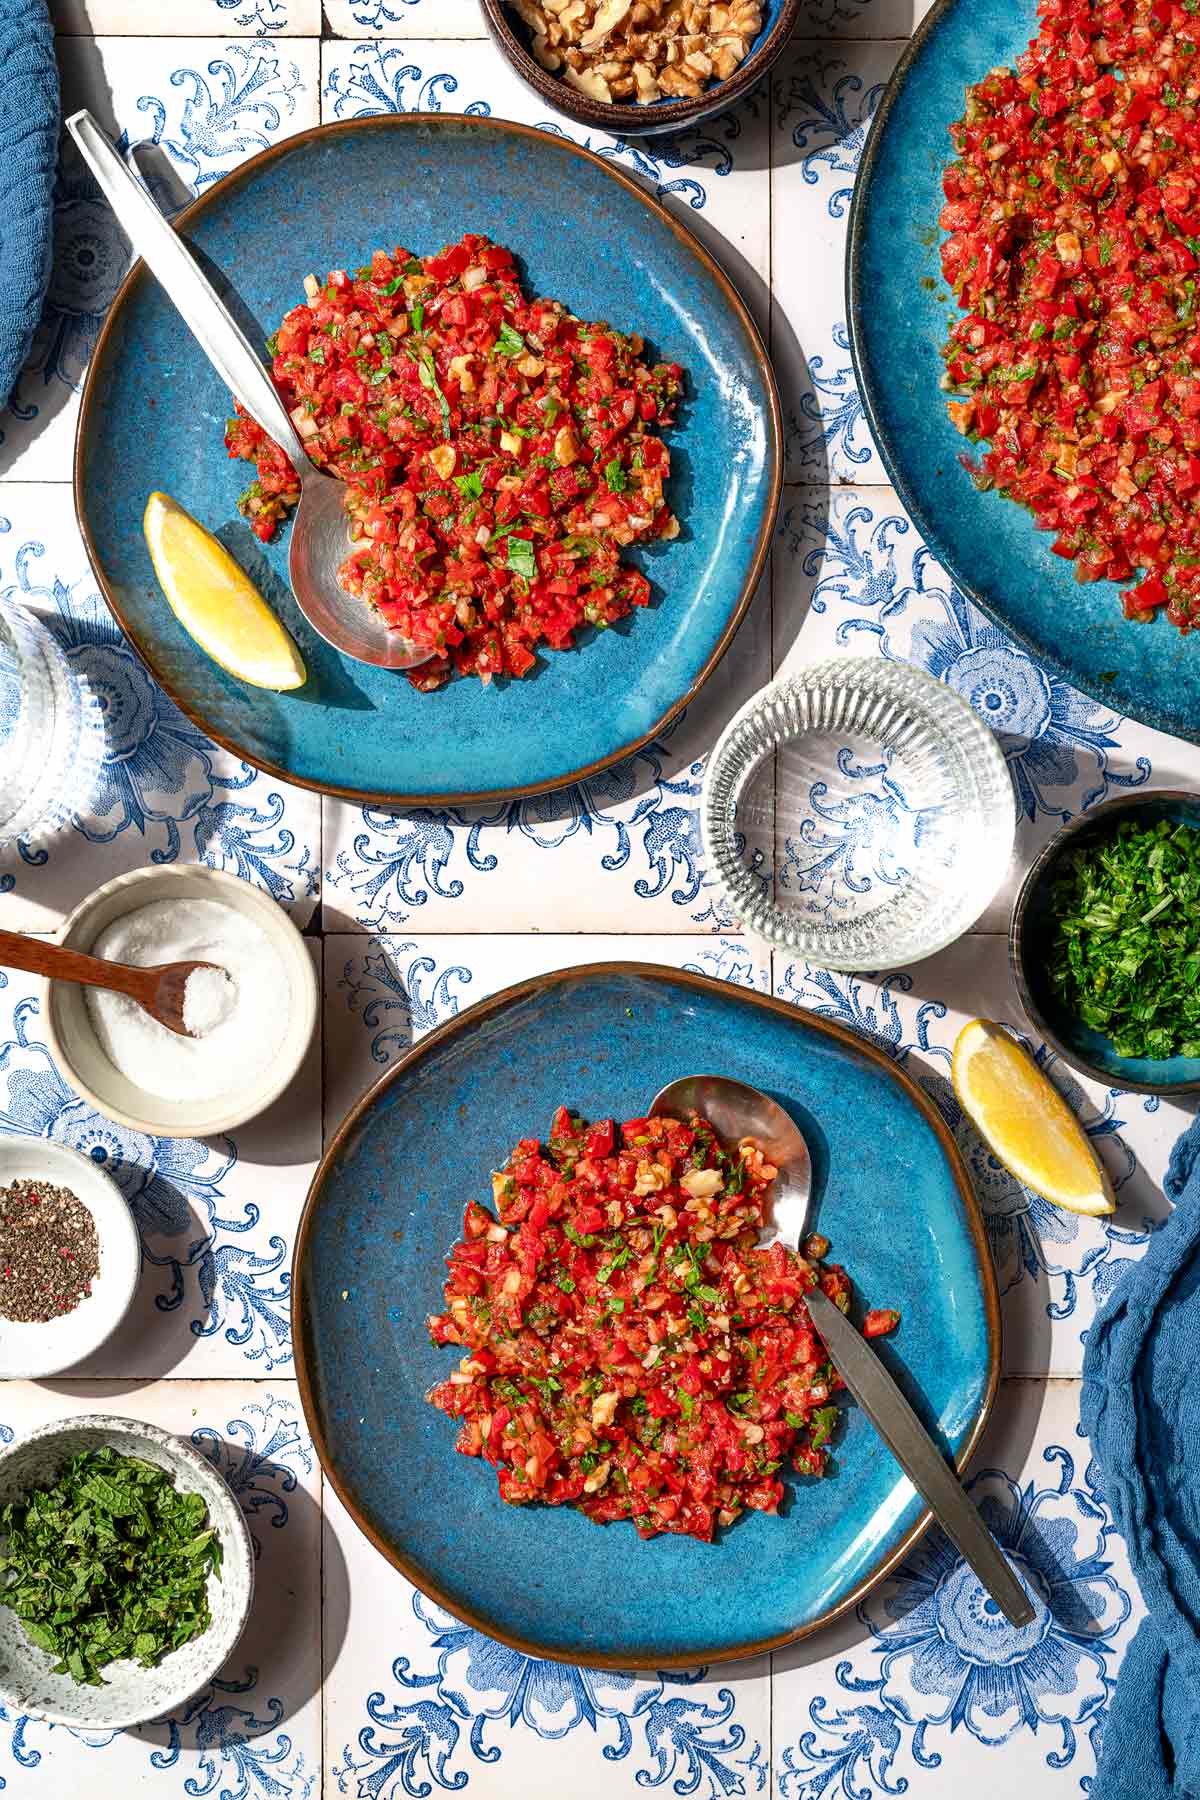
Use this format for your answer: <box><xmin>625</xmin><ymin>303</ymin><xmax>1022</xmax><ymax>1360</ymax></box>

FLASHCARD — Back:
<box><xmin>183</xmin><ymin>964</ymin><xmax>236</xmax><ymax>1037</ymax></box>
<box><xmin>84</xmin><ymin>897</ymin><xmax>291</xmax><ymax>1103</ymax></box>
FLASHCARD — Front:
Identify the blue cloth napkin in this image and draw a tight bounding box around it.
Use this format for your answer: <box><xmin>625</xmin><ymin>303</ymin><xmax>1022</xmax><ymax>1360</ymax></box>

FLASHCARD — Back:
<box><xmin>1082</xmin><ymin>1111</ymin><xmax>1200</xmax><ymax>1799</ymax></box>
<box><xmin>0</xmin><ymin>0</ymin><xmax>59</xmax><ymax>412</ymax></box>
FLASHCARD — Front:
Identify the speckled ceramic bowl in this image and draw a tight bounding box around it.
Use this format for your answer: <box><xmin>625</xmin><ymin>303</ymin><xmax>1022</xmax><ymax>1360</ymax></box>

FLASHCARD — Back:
<box><xmin>43</xmin><ymin>865</ymin><xmax>317</xmax><ymax>1140</ymax></box>
<box><xmin>0</xmin><ymin>1415</ymin><xmax>253</xmax><ymax>1728</ymax></box>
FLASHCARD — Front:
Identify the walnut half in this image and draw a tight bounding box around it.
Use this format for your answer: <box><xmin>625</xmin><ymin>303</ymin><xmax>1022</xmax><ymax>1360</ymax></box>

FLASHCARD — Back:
<box><xmin>512</xmin><ymin>0</ymin><xmax>763</xmax><ymax>105</ymax></box>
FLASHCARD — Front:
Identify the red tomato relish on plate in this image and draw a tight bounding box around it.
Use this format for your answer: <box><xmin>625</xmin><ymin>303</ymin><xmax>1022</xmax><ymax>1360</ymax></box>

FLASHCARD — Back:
<box><xmin>426</xmin><ymin>1108</ymin><xmax>899</xmax><ymax>1543</ymax></box>
<box><xmin>223</xmin><ymin>234</ymin><xmax>684</xmax><ymax>688</ymax></box>
<box><xmin>939</xmin><ymin>0</ymin><xmax>1200</xmax><ymax>629</ymax></box>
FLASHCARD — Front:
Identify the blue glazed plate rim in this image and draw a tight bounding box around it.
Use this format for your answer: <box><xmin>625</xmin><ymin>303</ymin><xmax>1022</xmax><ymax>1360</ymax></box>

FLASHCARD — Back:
<box><xmin>73</xmin><ymin>112</ymin><xmax>783</xmax><ymax>809</ymax></box>
<box><xmin>845</xmin><ymin>0</ymin><xmax>1200</xmax><ymax>748</ymax></box>
<box><xmin>292</xmin><ymin>960</ymin><xmax>1001</xmax><ymax>1669</ymax></box>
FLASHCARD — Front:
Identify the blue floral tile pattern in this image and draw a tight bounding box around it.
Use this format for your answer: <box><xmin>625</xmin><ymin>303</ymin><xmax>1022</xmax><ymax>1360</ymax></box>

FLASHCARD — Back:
<box><xmin>0</xmin><ymin>494</ymin><xmax>320</xmax><ymax>928</ymax></box>
<box><xmin>777</xmin><ymin>1435</ymin><xmax>1134</xmax><ymax>1796</ymax></box>
<box><xmin>1</xmin><ymin>36</ymin><xmax>319</xmax><ymax>483</ymax></box>
<box><xmin>774</xmin><ymin>939</ymin><xmax>1174</xmax><ymax>1371</ymax></box>
<box><xmin>0</xmin><ymin>970</ymin><xmax>318</xmax><ymax>1374</ymax></box>
<box><xmin>771</xmin><ymin>43</ymin><xmax>897</xmax><ymax>483</ymax></box>
<box><xmin>323</xmin><ymin>743</ymin><xmax>743</xmax><ymax>934</ymax></box>
<box><xmin>333</xmin><ymin>1591</ymin><xmax>768</xmax><ymax>1799</ymax></box>
<box><xmin>321</xmin><ymin>933</ymin><xmax>770</xmax><ymax>1129</ymax></box>
<box><xmin>323</xmin><ymin>0</ymin><xmax>480</xmax><ymax>34</ymax></box>
<box><xmin>775</xmin><ymin>487</ymin><xmax>1174</xmax><ymax>926</ymax></box>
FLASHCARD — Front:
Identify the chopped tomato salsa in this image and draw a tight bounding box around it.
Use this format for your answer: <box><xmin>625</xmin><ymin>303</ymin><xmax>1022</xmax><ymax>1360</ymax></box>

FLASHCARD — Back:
<box><xmin>939</xmin><ymin>0</ymin><xmax>1200</xmax><ymax>629</ymax></box>
<box><xmin>426</xmin><ymin>1107</ymin><xmax>899</xmax><ymax>1543</ymax></box>
<box><xmin>223</xmin><ymin>234</ymin><xmax>684</xmax><ymax>688</ymax></box>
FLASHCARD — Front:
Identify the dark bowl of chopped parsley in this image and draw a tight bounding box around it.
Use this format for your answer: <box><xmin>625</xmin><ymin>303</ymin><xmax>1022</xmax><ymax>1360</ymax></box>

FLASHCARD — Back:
<box><xmin>1011</xmin><ymin>791</ymin><xmax>1200</xmax><ymax>1095</ymax></box>
<box><xmin>0</xmin><ymin>1414</ymin><xmax>254</xmax><ymax>1727</ymax></box>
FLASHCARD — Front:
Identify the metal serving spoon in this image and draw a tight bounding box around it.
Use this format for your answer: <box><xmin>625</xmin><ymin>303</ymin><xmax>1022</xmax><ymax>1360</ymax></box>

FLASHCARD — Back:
<box><xmin>650</xmin><ymin>1073</ymin><xmax>1035</xmax><ymax>1628</ymax></box>
<box><xmin>67</xmin><ymin>108</ymin><xmax>432</xmax><ymax>675</ymax></box>
<box><xmin>0</xmin><ymin>929</ymin><xmax>227</xmax><ymax>1040</ymax></box>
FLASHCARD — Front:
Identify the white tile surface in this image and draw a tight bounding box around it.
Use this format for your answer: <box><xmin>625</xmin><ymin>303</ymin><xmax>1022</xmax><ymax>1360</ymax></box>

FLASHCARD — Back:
<box><xmin>50</xmin><ymin>0</ymin><xmax>322</xmax><ymax>33</ymax></box>
<box><xmin>771</xmin><ymin>38</ymin><xmax>903</xmax><ymax>484</ymax></box>
<box><xmin>323</xmin><ymin>1478</ymin><xmax>772</xmax><ymax>1800</ymax></box>
<box><xmin>322</xmin><ymin>573</ymin><xmax>771</xmax><ymax>935</ymax></box>
<box><xmin>774</xmin><ymin>935</ymin><xmax>1181</xmax><ymax>1377</ymax></box>
<box><xmin>322</xmin><ymin>931</ymin><xmax>769</xmax><ymax>1130</ymax></box>
<box><xmin>324</xmin><ymin>0</ymin><xmax>481</xmax><ymax>32</ymax></box>
<box><xmin>772</xmin><ymin>1378</ymin><xmax>1144</xmax><ymax>1799</ymax></box>
<box><xmin>0</xmin><ymin>485</ymin><xmax>322</xmax><ymax>930</ymax></box>
<box><xmin>772</xmin><ymin>485</ymin><xmax>1186</xmax><ymax>928</ymax></box>
<box><xmin>0</xmin><ymin>35</ymin><xmax>320</xmax><ymax>485</ymax></box>
<box><xmin>0</xmin><ymin>947</ymin><xmax>322</xmax><ymax>1378</ymax></box>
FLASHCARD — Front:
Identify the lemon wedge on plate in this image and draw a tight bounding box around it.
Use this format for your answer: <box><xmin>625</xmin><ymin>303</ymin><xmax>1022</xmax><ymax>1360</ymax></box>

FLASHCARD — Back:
<box><xmin>143</xmin><ymin>491</ymin><xmax>306</xmax><ymax>692</ymax></box>
<box><xmin>951</xmin><ymin>1018</ymin><xmax>1115</xmax><ymax>1216</ymax></box>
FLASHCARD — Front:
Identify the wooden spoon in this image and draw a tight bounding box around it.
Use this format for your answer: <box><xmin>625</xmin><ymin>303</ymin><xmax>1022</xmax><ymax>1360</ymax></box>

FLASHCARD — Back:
<box><xmin>0</xmin><ymin>928</ymin><xmax>228</xmax><ymax>1039</ymax></box>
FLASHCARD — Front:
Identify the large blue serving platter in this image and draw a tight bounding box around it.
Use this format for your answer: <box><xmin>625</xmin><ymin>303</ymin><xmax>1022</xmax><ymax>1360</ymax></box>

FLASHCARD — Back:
<box><xmin>293</xmin><ymin>964</ymin><xmax>999</xmax><ymax>1667</ymax></box>
<box><xmin>848</xmin><ymin>0</ymin><xmax>1200</xmax><ymax>745</ymax></box>
<box><xmin>75</xmin><ymin>115</ymin><xmax>780</xmax><ymax>806</ymax></box>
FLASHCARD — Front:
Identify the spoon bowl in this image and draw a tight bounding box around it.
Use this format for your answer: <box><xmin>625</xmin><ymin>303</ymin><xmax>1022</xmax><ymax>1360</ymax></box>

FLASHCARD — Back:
<box><xmin>650</xmin><ymin>1072</ymin><xmax>812</xmax><ymax>1248</ymax></box>
<box><xmin>287</xmin><ymin>465</ymin><xmax>432</xmax><ymax>669</ymax></box>
<box><xmin>651</xmin><ymin>1067</ymin><xmax>1035</xmax><ymax>1629</ymax></box>
<box><xmin>0</xmin><ymin>929</ymin><xmax>225</xmax><ymax>1039</ymax></box>
<box><xmin>66</xmin><ymin>109</ymin><xmax>432</xmax><ymax>675</ymax></box>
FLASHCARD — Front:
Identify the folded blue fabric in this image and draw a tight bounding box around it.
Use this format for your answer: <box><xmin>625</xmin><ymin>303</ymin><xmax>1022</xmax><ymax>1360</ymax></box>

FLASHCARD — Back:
<box><xmin>1082</xmin><ymin>1111</ymin><xmax>1200</xmax><ymax>1799</ymax></box>
<box><xmin>0</xmin><ymin>0</ymin><xmax>59</xmax><ymax>413</ymax></box>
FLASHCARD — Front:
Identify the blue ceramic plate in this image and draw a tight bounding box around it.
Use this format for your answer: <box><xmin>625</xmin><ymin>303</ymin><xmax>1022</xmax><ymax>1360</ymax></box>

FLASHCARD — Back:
<box><xmin>1011</xmin><ymin>790</ymin><xmax>1200</xmax><ymax>1095</ymax></box>
<box><xmin>293</xmin><ymin>964</ymin><xmax>999</xmax><ymax>1667</ymax></box>
<box><xmin>75</xmin><ymin>115</ymin><xmax>780</xmax><ymax>807</ymax></box>
<box><xmin>848</xmin><ymin>0</ymin><xmax>1200</xmax><ymax>745</ymax></box>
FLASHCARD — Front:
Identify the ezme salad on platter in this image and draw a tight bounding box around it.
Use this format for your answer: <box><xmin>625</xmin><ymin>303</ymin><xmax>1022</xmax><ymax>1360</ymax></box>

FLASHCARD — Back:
<box><xmin>224</xmin><ymin>233</ymin><xmax>684</xmax><ymax>690</ymax></box>
<box><xmin>427</xmin><ymin>1107</ymin><xmax>899</xmax><ymax>1543</ymax></box>
<box><xmin>939</xmin><ymin>0</ymin><xmax>1200</xmax><ymax>630</ymax></box>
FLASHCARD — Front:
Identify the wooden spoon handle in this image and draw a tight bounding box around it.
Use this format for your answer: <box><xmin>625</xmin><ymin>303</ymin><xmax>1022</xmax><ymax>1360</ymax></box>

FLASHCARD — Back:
<box><xmin>0</xmin><ymin>928</ymin><xmax>155</xmax><ymax>1004</ymax></box>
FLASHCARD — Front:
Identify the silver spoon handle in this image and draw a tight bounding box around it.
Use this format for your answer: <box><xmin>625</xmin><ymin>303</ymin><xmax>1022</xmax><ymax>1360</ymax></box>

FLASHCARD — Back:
<box><xmin>806</xmin><ymin>1289</ymin><xmax>1033</xmax><ymax>1627</ymax></box>
<box><xmin>66</xmin><ymin>108</ymin><xmax>308</xmax><ymax>471</ymax></box>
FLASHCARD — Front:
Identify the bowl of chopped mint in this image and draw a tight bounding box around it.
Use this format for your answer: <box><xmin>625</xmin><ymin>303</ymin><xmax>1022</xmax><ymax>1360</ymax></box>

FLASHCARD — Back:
<box><xmin>1011</xmin><ymin>791</ymin><xmax>1200</xmax><ymax>1095</ymax></box>
<box><xmin>0</xmin><ymin>1415</ymin><xmax>253</xmax><ymax>1727</ymax></box>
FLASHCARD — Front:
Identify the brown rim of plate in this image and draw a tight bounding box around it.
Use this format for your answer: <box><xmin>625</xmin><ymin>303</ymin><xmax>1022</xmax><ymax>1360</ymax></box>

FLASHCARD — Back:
<box><xmin>291</xmin><ymin>960</ymin><xmax>1001</xmax><ymax>1671</ymax></box>
<box><xmin>72</xmin><ymin>111</ymin><xmax>783</xmax><ymax>812</ymax></box>
<box><xmin>477</xmin><ymin>0</ymin><xmax>804</xmax><ymax>137</ymax></box>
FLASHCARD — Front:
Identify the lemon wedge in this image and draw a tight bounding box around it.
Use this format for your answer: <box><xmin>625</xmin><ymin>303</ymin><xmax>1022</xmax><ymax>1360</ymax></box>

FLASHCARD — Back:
<box><xmin>951</xmin><ymin>1018</ymin><xmax>1115</xmax><ymax>1216</ymax></box>
<box><xmin>143</xmin><ymin>491</ymin><xmax>306</xmax><ymax>692</ymax></box>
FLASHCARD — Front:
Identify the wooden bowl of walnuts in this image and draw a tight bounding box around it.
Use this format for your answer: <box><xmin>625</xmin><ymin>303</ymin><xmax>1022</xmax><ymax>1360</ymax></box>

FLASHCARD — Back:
<box><xmin>479</xmin><ymin>0</ymin><xmax>802</xmax><ymax>137</ymax></box>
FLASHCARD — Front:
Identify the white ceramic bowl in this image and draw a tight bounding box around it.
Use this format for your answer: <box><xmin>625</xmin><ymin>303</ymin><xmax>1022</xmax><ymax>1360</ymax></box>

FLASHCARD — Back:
<box><xmin>43</xmin><ymin>865</ymin><xmax>317</xmax><ymax>1139</ymax></box>
<box><xmin>0</xmin><ymin>1414</ymin><xmax>253</xmax><ymax>1728</ymax></box>
<box><xmin>0</xmin><ymin>1137</ymin><xmax>140</xmax><ymax>1378</ymax></box>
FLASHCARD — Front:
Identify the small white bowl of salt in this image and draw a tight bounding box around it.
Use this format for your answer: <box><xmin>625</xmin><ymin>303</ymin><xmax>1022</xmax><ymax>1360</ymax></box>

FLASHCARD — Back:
<box><xmin>43</xmin><ymin>866</ymin><xmax>317</xmax><ymax>1138</ymax></box>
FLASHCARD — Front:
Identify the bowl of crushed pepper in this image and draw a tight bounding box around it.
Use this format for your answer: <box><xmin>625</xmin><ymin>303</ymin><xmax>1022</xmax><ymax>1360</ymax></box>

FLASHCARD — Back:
<box><xmin>0</xmin><ymin>1137</ymin><xmax>140</xmax><ymax>1379</ymax></box>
